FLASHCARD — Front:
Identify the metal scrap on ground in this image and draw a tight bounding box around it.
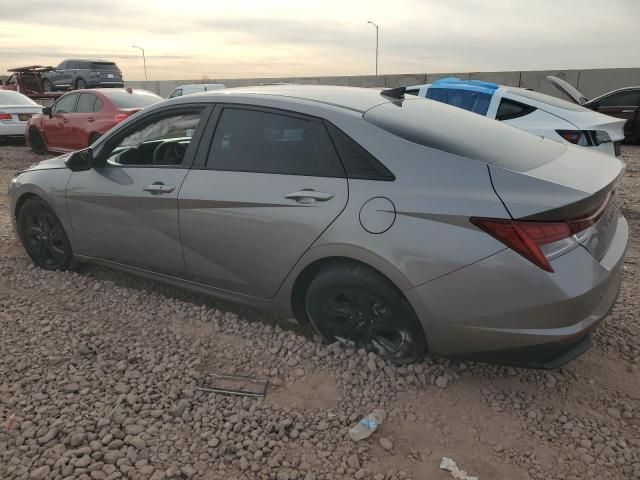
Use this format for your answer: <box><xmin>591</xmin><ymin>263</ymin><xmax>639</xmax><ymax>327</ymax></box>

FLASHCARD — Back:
<box><xmin>195</xmin><ymin>372</ymin><xmax>269</xmax><ymax>398</ymax></box>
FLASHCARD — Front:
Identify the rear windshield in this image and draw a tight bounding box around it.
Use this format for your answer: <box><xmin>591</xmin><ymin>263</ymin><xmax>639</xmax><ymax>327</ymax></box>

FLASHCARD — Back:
<box><xmin>91</xmin><ymin>62</ymin><xmax>119</xmax><ymax>71</ymax></box>
<box><xmin>104</xmin><ymin>91</ymin><xmax>162</xmax><ymax>108</ymax></box>
<box><xmin>0</xmin><ymin>91</ymin><xmax>38</xmax><ymax>106</ymax></box>
<box><xmin>364</xmin><ymin>98</ymin><xmax>566</xmax><ymax>172</ymax></box>
<box><xmin>506</xmin><ymin>87</ymin><xmax>591</xmax><ymax>112</ymax></box>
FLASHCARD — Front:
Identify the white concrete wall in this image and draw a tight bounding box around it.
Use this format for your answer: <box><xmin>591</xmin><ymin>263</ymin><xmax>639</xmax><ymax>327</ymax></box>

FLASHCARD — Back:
<box><xmin>126</xmin><ymin>68</ymin><xmax>640</xmax><ymax>100</ymax></box>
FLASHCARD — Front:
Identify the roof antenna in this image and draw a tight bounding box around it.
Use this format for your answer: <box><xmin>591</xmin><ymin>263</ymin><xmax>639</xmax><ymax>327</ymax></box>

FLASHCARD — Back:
<box><xmin>380</xmin><ymin>86</ymin><xmax>406</xmax><ymax>99</ymax></box>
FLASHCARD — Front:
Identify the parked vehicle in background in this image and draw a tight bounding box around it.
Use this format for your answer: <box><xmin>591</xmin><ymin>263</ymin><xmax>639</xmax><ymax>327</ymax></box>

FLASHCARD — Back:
<box><xmin>9</xmin><ymin>85</ymin><xmax>627</xmax><ymax>368</ymax></box>
<box><xmin>0</xmin><ymin>91</ymin><xmax>44</xmax><ymax>141</ymax></box>
<box><xmin>26</xmin><ymin>88</ymin><xmax>162</xmax><ymax>153</ymax></box>
<box><xmin>41</xmin><ymin>60</ymin><xmax>124</xmax><ymax>91</ymax></box>
<box><xmin>406</xmin><ymin>78</ymin><xmax>626</xmax><ymax>157</ymax></box>
<box><xmin>167</xmin><ymin>84</ymin><xmax>226</xmax><ymax>98</ymax></box>
<box><xmin>547</xmin><ymin>76</ymin><xmax>640</xmax><ymax>143</ymax></box>
<box><xmin>1</xmin><ymin>66</ymin><xmax>63</xmax><ymax>103</ymax></box>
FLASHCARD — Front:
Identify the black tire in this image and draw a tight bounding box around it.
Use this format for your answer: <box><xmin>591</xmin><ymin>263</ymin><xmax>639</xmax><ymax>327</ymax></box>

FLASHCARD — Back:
<box><xmin>305</xmin><ymin>262</ymin><xmax>426</xmax><ymax>363</ymax></box>
<box><xmin>75</xmin><ymin>78</ymin><xmax>87</xmax><ymax>89</ymax></box>
<box><xmin>42</xmin><ymin>79</ymin><xmax>53</xmax><ymax>92</ymax></box>
<box><xmin>17</xmin><ymin>198</ymin><xmax>73</xmax><ymax>271</ymax></box>
<box><xmin>89</xmin><ymin>133</ymin><xmax>102</xmax><ymax>146</ymax></box>
<box><xmin>29</xmin><ymin>127</ymin><xmax>46</xmax><ymax>154</ymax></box>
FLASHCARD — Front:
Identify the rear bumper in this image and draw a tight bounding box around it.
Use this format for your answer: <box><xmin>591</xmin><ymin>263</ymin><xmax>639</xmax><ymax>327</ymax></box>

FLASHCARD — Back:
<box><xmin>0</xmin><ymin>123</ymin><xmax>28</xmax><ymax>137</ymax></box>
<box><xmin>405</xmin><ymin>215</ymin><xmax>628</xmax><ymax>367</ymax></box>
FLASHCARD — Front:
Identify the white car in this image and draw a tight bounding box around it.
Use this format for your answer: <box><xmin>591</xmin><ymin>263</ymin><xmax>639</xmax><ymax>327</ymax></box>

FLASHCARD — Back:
<box><xmin>167</xmin><ymin>83</ymin><xmax>225</xmax><ymax>99</ymax></box>
<box><xmin>0</xmin><ymin>91</ymin><xmax>44</xmax><ymax>141</ymax></box>
<box><xmin>406</xmin><ymin>78</ymin><xmax>626</xmax><ymax>157</ymax></box>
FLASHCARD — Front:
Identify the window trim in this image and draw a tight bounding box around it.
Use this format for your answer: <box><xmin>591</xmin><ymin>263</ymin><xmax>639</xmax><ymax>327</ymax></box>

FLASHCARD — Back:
<box><xmin>92</xmin><ymin>104</ymin><xmax>213</xmax><ymax>170</ymax></box>
<box><xmin>196</xmin><ymin>104</ymin><xmax>347</xmax><ymax>178</ymax></box>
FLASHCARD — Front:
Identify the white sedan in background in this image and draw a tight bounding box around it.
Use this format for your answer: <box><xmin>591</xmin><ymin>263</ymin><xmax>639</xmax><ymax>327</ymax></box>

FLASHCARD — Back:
<box><xmin>406</xmin><ymin>78</ymin><xmax>626</xmax><ymax>157</ymax></box>
<box><xmin>0</xmin><ymin>91</ymin><xmax>43</xmax><ymax>141</ymax></box>
<box><xmin>167</xmin><ymin>83</ymin><xmax>226</xmax><ymax>98</ymax></box>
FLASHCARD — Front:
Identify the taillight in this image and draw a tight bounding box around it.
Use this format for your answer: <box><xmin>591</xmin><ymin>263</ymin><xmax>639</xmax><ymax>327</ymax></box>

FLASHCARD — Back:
<box><xmin>556</xmin><ymin>129</ymin><xmax>588</xmax><ymax>146</ymax></box>
<box><xmin>114</xmin><ymin>113</ymin><xmax>130</xmax><ymax>123</ymax></box>
<box><xmin>471</xmin><ymin>193</ymin><xmax>612</xmax><ymax>273</ymax></box>
<box><xmin>0</xmin><ymin>112</ymin><xmax>12</xmax><ymax>121</ymax></box>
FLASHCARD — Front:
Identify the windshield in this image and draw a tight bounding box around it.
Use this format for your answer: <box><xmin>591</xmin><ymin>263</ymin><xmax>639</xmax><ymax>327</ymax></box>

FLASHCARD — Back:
<box><xmin>0</xmin><ymin>91</ymin><xmax>38</xmax><ymax>106</ymax></box>
<box><xmin>91</xmin><ymin>62</ymin><xmax>119</xmax><ymax>71</ymax></box>
<box><xmin>104</xmin><ymin>91</ymin><xmax>162</xmax><ymax>108</ymax></box>
<box><xmin>507</xmin><ymin>87</ymin><xmax>592</xmax><ymax>112</ymax></box>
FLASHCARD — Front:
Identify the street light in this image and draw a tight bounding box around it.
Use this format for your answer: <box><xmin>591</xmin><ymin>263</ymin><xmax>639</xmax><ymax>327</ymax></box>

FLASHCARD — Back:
<box><xmin>132</xmin><ymin>45</ymin><xmax>147</xmax><ymax>81</ymax></box>
<box><xmin>367</xmin><ymin>21</ymin><xmax>379</xmax><ymax>76</ymax></box>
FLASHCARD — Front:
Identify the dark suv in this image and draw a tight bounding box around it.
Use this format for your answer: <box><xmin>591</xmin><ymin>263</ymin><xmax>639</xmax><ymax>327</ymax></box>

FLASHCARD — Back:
<box><xmin>41</xmin><ymin>60</ymin><xmax>124</xmax><ymax>91</ymax></box>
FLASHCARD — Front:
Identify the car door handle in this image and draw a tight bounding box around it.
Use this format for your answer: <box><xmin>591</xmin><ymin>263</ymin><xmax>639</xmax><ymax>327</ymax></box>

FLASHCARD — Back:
<box><xmin>63</xmin><ymin>118</ymin><xmax>69</xmax><ymax>124</ymax></box>
<box><xmin>285</xmin><ymin>190</ymin><xmax>335</xmax><ymax>204</ymax></box>
<box><xmin>143</xmin><ymin>183</ymin><xmax>175</xmax><ymax>194</ymax></box>
<box><xmin>88</xmin><ymin>117</ymin><xmax>95</xmax><ymax>123</ymax></box>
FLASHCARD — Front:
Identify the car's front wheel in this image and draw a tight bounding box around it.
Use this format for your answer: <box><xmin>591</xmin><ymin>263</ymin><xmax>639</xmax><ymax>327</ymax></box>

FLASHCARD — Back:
<box><xmin>305</xmin><ymin>262</ymin><xmax>426</xmax><ymax>363</ymax></box>
<box><xmin>17</xmin><ymin>198</ymin><xmax>73</xmax><ymax>271</ymax></box>
<box><xmin>28</xmin><ymin>127</ymin><xmax>46</xmax><ymax>154</ymax></box>
<box><xmin>75</xmin><ymin>78</ymin><xmax>87</xmax><ymax>89</ymax></box>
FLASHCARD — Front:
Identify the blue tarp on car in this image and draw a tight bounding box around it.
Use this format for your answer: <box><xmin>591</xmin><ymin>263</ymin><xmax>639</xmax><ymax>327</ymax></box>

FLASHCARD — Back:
<box><xmin>426</xmin><ymin>78</ymin><xmax>499</xmax><ymax>116</ymax></box>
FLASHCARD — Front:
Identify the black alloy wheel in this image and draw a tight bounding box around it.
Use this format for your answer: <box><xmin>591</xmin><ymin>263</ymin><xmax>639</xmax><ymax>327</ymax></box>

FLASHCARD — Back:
<box><xmin>305</xmin><ymin>263</ymin><xmax>426</xmax><ymax>363</ymax></box>
<box><xmin>18</xmin><ymin>198</ymin><xmax>73</xmax><ymax>270</ymax></box>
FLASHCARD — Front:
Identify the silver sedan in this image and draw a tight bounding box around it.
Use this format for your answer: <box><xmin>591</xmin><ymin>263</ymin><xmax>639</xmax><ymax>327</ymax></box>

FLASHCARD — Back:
<box><xmin>8</xmin><ymin>85</ymin><xmax>628</xmax><ymax>367</ymax></box>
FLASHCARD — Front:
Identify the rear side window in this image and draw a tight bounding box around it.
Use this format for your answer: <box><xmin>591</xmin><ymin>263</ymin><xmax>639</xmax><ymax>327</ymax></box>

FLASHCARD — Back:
<box><xmin>169</xmin><ymin>89</ymin><xmax>183</xmax><ymax>98</ymax></box>
<box><xmin>326</xmin><ymin>124</ymin><xmax>394</xmax><ymax>181</ymax></box>
<box><xmin>93</xmin><ymin>98</ymin><xmax>103</xmax><ymax>112</ymax></box>
<box><xmin>426</xmin><ymin>87</ymin><xmax>492</xmax><ymax>115</ymax></box>
<box><xmin>495</xmin><ymin>98</ymin><xmax>536</xmax><ymax>121</ymax></box>
<box><xmin>597</xmin><ymin>91</ymin><xmax>640</xmax><ymax>107</ymax></box>
<box><xmin>76</xmin><ymin>94</ymin><xmax>97</xmax><ymax>113</ymax></box>
<box><xmin>405</xmin><ymin>88</ymin><xmax>420</xmax><ymax>96</ymax></box>
<box><xmin>207</xmin><ymin>108</ymin><xmax>345</xmax><ymax>178</ymax></box>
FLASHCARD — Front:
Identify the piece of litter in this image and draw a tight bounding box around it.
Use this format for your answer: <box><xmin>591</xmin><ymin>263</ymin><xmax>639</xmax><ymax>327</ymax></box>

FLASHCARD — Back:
<box><xmin>440</xmin><ymin>457</ymin><xmax>479</xmax><ymax>480</ymax></box>
<box><xmin>196</xmin><ymin>372</ymin><xmax>269</xmax><ymax>398</ymax></box>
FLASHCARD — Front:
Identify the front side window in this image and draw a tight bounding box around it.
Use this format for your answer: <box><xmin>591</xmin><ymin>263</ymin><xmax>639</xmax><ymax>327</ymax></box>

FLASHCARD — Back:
<box><xmin>53</xmin><ymin>94</ymin><xmax>78</xmax><ymax>114</ymax></box>
<box><xmin>426</xmin><ymin>87</ymin><xmax>493</xmax><ymax>115</ymax></box>
<box><xmin>169</xmin><ymin>89</ymin><xmax>183</xmax><ymax>98</ymax></box>
<box><xmin>207</xmin><ymin>108</ymin><xmax>344</xmax><ymax>178</ymax></box>
<box><xmin>76</xmin><ymin>94</ymin><xmax>97</xmax><ymax>113</ymax></box>
<box><xmin>597</xmin><ymin>91</ymin><xmax>640</xmax><ymax>108</ymax></box>
<box><xmin>104</xmin><ymin>110</ymin><xmax>203</xmax><ymax>167</ymax></box>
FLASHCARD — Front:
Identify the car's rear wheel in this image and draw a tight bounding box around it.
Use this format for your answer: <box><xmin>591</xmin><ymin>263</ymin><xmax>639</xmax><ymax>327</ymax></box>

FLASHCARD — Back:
<box><xmin>17</xmin><ymin>198</ymin><xmax>73</xmax><ymax>271</ymax></box>
<box><xmin>89</xmin><ymin>133</ymin><xmax>102</xmax><ymax>146</ymax></box>
<box><xmin>305</xmin><ymin>262</ymin><xmax>426</xmax><ymax>363</ymax></box>
<box><xmin>29</xmin><ymin>128</ymin><xmax>46</xmax><ymax>154</ymax></box>
<box><xmin>42</xmin><ymin>79</ymin><xmax>53</xmax><ymax>92</ymax></box>
<box><xmin>75</xmin><ymin>78</ymin><xmax>87</xmax><ymax>89</ymax></box>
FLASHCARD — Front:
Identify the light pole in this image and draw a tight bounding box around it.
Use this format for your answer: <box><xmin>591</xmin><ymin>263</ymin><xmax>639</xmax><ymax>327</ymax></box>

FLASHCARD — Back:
<box><xmin>132</xmin><ymin>45</ymin><xmax>147</xmax><ymax>81</ymax></box>
<box><xmin>367</xmin><ymin>21</ymin><xmax>379</xmax><ymax>76</ymax></box>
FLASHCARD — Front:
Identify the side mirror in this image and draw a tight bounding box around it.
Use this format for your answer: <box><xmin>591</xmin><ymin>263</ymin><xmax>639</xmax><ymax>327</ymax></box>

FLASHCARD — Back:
<box><xmin>65</xmin><ymin>148</ymin><xmax>94</xmax><ymax>172</ymax></box>
<box><xmin>42</xmin><ymin>106</ymin><xmax>52</xmax><ymax>118</ymax></box>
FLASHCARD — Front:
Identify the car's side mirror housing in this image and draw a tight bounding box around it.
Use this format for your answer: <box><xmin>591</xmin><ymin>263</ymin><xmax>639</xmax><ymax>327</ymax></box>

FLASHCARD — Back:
<box><xmin>65</xmin><ymin>148</ymin><xmax>94</xmax><ymax>172</ymax></box>
<box><xmin>42</xmin><ymin>106</ymin><xmax>52</xmax><ymax>118</ymax></box>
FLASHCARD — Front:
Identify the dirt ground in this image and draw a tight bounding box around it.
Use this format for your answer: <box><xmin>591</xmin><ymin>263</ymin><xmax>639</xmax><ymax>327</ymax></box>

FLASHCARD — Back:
<box><xmin>0</xmin><ymin>141</ymin><xmax>639</xmax><ymax>480</ymax></box>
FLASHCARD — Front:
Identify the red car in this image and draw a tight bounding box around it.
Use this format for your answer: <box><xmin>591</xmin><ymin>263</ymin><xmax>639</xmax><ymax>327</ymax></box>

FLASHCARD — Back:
<box><xmin>26</xmin><ymin>88</ymin><xmax>162</xmax><ymax>153</ymax></box>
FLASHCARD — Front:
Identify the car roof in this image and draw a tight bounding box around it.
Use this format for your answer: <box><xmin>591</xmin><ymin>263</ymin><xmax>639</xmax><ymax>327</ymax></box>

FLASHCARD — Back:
<box><xmin>63</xmin><ymin>59</ymin><xmax>116</xmax><ymax>63</ymax></box>
<box><xmin>186</xmin><ymin>85</ymin><xmax>394</xmax><ymax>112</ymax></box>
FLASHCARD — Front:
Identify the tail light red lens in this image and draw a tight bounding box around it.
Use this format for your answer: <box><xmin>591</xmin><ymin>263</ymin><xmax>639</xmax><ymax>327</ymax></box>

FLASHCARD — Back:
<box><xmin>470</xmin><ymin>193</ymin><xmax>612</xmax><ymax>273</ymax></box>
<box><xmin>556</xmin><ymin>129</ymin><xmax>585</xmax><ymax>145</ymax></box>
<box><xmin>0</xmin><ymin>113</ymin><xmax>13</xmax><ymax>120</ymax></box>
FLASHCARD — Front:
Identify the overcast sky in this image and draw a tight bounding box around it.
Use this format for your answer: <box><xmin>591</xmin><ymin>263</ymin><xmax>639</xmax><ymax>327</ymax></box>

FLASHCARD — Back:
<box><xmin>1</xmin><ymin>0</ymin><xmax>638</xmax><ymax>81</ymax></box>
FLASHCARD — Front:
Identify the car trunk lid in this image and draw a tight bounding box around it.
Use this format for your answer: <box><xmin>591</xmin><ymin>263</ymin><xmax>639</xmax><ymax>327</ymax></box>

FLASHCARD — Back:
<box><xmin>547</xmin><ymin>76</ymin><xmax>589</xmax><ymax>104</ymax></box>
<box><xmin>488</xmin><ymin>146</ymin><xmax>625</xmax><ymax>262</ymax></box>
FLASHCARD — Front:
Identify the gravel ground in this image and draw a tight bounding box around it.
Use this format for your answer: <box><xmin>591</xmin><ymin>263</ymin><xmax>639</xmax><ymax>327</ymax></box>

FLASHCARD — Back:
<box><xmin>0</xmin><ymin>142</ymin><xmax>639</xmax><ymax>480</ymax></box>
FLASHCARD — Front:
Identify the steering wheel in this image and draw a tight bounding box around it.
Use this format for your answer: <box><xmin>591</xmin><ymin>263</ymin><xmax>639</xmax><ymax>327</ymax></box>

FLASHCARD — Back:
<box><xmin>152</xmin><ymin>140</ymin><xmax>187</xmax><ymax>165</ymax></box>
